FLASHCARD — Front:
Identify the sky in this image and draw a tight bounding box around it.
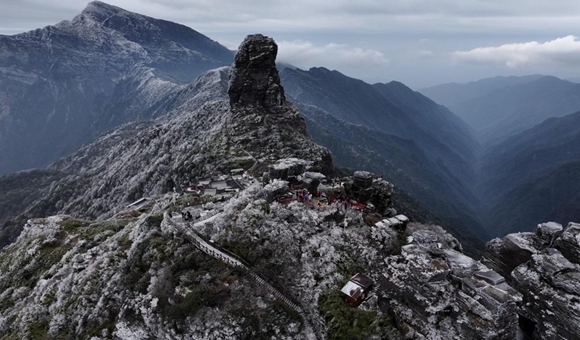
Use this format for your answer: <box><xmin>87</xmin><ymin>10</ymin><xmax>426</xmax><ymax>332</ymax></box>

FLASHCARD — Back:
<box><xmin>1</xmin><ymin>0</ymin><xmax>580</xmax><ymax>88</ymax></box>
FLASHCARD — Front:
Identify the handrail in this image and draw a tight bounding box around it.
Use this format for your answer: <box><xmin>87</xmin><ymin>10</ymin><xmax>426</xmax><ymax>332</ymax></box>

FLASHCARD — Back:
<box><xmin>163</xmin><ymin>213</ymin><xmax>324</xmax><ymax>340</ymax></box>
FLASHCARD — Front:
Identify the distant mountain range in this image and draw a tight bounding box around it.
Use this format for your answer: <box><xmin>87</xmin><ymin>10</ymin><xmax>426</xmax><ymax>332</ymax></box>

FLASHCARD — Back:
<box><xmin>420</xmin><ymin>75</ymin><xmax>580</xmax><ymax>236</ymax></box>
<box><xmin>419</xmin><ymin>75</ymin><xmax>544</xmax><ymax>108</ymax></box>
<box><xmin>420</xmin><ymin>75</ymin><xmax>580</xmax><ymax>146</ymax></box>
<box><xmin>282</xmin><ymin>68</ymin><xmax>478</xmax><ymax>178</ymax></box>
<box><xmin>0</xmin><ymin>1</ymin><xmax>233</xmax><ymax>175</ymax></box>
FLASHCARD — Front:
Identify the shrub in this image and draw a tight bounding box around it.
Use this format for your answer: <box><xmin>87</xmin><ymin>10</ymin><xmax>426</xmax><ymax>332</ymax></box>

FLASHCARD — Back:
<box><xmin>318</xmin><ymin>290</ymin><xmax>378</xmax><ymax>340</ymax></box>
<box><xmin>161</xmin><ymin>286</ymin><xmax>229</xmax><ymax>322</ymax></box>
<box><xmin>146</xmin><ymin>213</ymin><xmax>164</xmax><ymax>228</ymax></box>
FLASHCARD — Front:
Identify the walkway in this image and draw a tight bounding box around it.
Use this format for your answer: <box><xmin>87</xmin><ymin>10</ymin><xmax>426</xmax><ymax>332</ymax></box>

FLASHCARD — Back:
<box><xmin>163</xmin><ymin>213</ymin><xmax>323</xmax><ymax>340</ymax></box>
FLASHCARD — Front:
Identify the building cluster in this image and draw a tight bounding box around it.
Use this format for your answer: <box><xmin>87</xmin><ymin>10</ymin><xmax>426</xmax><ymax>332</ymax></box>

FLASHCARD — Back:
<box><xmin>180</xmin><ymin>169</ymin><xmax>249</xmax><ymax>197</ymax></box>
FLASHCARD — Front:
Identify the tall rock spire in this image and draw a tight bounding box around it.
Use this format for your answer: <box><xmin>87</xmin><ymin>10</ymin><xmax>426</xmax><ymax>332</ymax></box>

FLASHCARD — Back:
<box><xmin>228</xmin><ymin>34</ymin><xmax>286</xmax><ymax>109</ymax></box>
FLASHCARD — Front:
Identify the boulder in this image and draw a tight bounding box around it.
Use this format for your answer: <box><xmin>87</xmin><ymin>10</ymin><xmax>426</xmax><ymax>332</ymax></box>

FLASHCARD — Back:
<box><xmin>555</xmin><ymin>222</ymin><xmax>580</xmax><ymax>265</ymax></box>
<box><xmin>379</xmin><ymin>228</ymin><xmax>520</xmax><ymax>339</ymax></box>
<box><xmin>534</xmin><ymin>221</ymin><xmax>562</xmax><ymax>249</ymax></box>
<box><xmin>481</xmin><ymin>232</ymin><xmax>537</xmax><ymax>280</ymax></box>
<box><xmin>353</xmin><ymin>171</ymin><xmax>373</xmax><ymax>189</ymax></box>
<box><xmin>268</xmin><ymin>158</ymin><xmax>308</xmax><ymax>180</ymax></box>
<box><xmin>483</xmin><ymin>221</ymin><xmax>580</xmax><ymax>340</ymax></box>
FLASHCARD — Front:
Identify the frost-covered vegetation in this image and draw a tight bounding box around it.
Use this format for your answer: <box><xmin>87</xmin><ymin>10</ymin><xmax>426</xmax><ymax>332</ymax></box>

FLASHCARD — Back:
<box><xmin>0</xmin><ymin>177</ymin><xmax>407</xmax><ymax>339</ymax></box>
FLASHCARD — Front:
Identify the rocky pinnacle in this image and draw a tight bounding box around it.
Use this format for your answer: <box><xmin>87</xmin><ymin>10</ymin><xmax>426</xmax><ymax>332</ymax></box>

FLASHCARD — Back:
<box><xmin>228</xmin><ymin>34</ymin><xmax>286</xmax><ymax>109</ymax></box>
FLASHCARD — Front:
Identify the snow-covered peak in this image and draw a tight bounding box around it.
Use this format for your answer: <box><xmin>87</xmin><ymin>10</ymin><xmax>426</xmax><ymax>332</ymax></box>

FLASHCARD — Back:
<box><xmin>82</xmin><ymin>1</ymin><xmax>135</xmax><ymax>22</ymax></box>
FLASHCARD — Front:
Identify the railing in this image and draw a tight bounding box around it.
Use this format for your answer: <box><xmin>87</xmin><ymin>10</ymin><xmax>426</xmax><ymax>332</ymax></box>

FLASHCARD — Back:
<box><xmin>163</xmin><ymin>213</ymin><xmax>324</xmax><ymax>340</ymax></box>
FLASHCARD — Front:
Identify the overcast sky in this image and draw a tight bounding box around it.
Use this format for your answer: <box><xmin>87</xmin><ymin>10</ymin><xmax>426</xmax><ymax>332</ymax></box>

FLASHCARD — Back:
<box><xmin>1</xmin><ymin>0</ymin><xmax>580</xmax><ymax>88</ymax></box>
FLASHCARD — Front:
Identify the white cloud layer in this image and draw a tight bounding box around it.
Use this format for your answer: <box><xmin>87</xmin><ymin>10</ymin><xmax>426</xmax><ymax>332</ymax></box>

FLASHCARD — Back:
<box><xmin>277</xmin><ymin>40</ymin><xmax>388</xmax><ymax>69</ymax></box>
<box><xmin>453</xmin><ymin>35</ymin><xmax>580</xmax><ymax>68</ymax></box>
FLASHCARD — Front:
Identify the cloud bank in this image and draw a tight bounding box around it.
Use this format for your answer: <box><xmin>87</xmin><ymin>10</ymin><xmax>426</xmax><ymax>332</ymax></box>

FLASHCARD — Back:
<box><xmin>453</xmin><ymin>35</ymin><xmax>580</xmax><ymax>68</ymax></box>
<box><xmin>277</xmin><ymin>40</ymin><xmax>388</xmax><ymax>69</ymax></box>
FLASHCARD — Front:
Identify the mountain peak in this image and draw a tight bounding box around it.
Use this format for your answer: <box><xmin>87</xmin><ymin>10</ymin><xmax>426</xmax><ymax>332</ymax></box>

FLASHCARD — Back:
<box><xmin>82</xmin><ymin>1</ymin><xmax>126</xmax><ymax>20</ymax></box>
<box><xmin>82</xmin><ymin>1</ymin><xmax>133</xmax><ymax>18</ymax></box>
<box><xmin>228</xmin><ymin>34</ymin><xmax>286</xmax><ymax>109</ymax></box>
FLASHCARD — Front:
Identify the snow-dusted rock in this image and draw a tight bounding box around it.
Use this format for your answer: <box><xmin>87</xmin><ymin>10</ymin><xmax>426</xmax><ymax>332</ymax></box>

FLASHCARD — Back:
<box><xmin>484</xmin><ymin>221</ymin><xmax>580</xmax><ymax>340</ymax></box>
<box><xmin>228</xmin><ymin>34</ymin><xmax>285</xmax><ymax>109</ymax></box>
<box><xmin>380</xmin><ymin>226</ymin><xmax>521</xmax><ymax>339</ymax></box>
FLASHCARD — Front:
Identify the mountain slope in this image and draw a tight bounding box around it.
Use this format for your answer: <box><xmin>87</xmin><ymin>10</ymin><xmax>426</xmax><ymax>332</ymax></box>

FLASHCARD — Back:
<box><xmin>488</xmin><ymin>160</ymin><xmax>580</xmax><ymax>236</ymax></box>
<box><xmin>0</xmin><ymin>35</ymin><xmax>406</xmax><ymax>338</ymax></box>
<box><xmin>0</xmin><ymin>36</ymin><xmax>332</xmax><ymax>247</ymax></box>
<box><xmin>478</xmin><ymin>110</ymin><xmax>580</xmax><ymax>206</ymax></box>
<box><xmin>299</xmin><ymin>105</ymin><xmax>486</xmax><ymax>252</ymax></box>
<box><xmin>421</xmin><ymin>76</ymin><xmax>580</xmax><ymax>146</ymax></box>
<box><xmin>280</xmin><ymin>67</ymin><xmax>478</xmax><ymax>185</ymax></box>
<box><xmin>0</xmin><ymin>65</ymin><xmax>233</xmax><ymax>248</ymax></box>
<box><xmin>0</xmin><ymin>1</ymin><xmax>233</xmax><ymax>175</ymax></box>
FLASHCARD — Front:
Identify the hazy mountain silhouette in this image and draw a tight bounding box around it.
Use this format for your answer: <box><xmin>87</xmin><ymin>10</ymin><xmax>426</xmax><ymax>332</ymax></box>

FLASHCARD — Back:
<box><xmin>478</xmin><ymin>111</ymin><xmax>580</xmax><ymax>204</ymax></box>
<box><xmin>421</xmin><ymin>75</ymin><xmax>580</xmax><ymax>146</ymax></box>
<box><xmin>420</xmin><ymin>75</ymin><xmax>544</xmax><ymax>108</ymax></box>
<box><xmin>476</xmin><ymin>110</ymin><xmax>580</xmax><ymax>235</ymax></box>
<box><xmin>488</xmin><ymin>160</ymin><xmax>580</xmax><ymax>236</ymax></box>
<box><xmin>281</xmin><ymin>67</ymin><xmax>479</xmax><ymax>185</ymax></box>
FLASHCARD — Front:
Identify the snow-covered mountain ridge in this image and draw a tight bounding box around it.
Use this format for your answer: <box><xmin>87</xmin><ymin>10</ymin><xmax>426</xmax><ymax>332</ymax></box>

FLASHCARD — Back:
<box><xmin>0</xmin><ymin>1</ymin><xmax>233</xmax><ymax>175</ymax></box>
<box><xmin>1</xmin><ymin>33</ymin><xmax>576</xmax><ymax>340</ymax></box>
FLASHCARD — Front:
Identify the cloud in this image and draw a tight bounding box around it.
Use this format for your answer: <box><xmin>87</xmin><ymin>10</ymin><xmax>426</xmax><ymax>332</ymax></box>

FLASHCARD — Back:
<box><xmin>3</xmin><ymin>1</ymin><xmax>580</xmax><ymax>41</ymax></box>
<box><xmin>418</xmin><ymin>50</ymin><xmax>434</xmax><ymax>56</ymax></box>
<box><xmin>277</xmin><ymin>40</ymin><xmax>388</xmax><ymax>69</ymax></box>
<box><xmin>452</xmin><ymin>35</ymin><xmax>580</xmax><ymax>68</ymax></box>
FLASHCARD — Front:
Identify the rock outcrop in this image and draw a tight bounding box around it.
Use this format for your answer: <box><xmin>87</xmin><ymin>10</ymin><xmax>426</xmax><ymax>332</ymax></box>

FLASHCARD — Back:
<box><xmin>225</xmin><ymin>34</ymin><xmax>333</xmax><ymax>175</ymax></box>
<box><xmin>345</xmin><ymin>171</ymin><xmax>394</xmax><ymax>215</ymax></box>
<box><xmin>483</xmin><ymin>222</ymin><xmax>580</xmax><ymax>340</ymax></box>
<box><xmin>379</xmin><ymin>224</ymin><xmax>521</xmax><ymax>339</ymax></box>
<box><xmin>228</xmin><ymin>34</ymin><xmax>285</xmax><ymax>109</ymax></box>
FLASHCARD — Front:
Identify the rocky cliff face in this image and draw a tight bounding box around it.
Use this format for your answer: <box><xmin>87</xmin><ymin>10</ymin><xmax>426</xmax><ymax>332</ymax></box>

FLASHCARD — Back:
<box><xmin>379</xmin><ymin>223</ymin><xmax>521</xmax><ymax>339</ymax></box>
<box><xmin>228</xmin><ymin>34</ymin><xmax>285</xmax><ymax>109</ymax></box>
<box><xmin>225</xmin><ymin>35</ymin><xmax>331</xmax><ymax>175</ymax></box>
<box><xmin>483</xmin><ymin>222</ymin><xmax>580</xmax><ymax>339</ymax></box>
